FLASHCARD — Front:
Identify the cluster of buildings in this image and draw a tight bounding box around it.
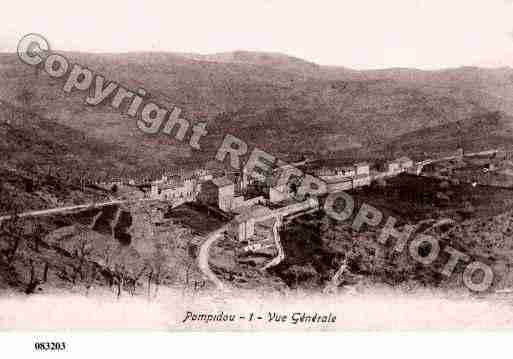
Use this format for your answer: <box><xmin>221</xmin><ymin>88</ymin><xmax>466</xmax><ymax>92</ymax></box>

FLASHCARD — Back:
<box><xmin>144</xmin><ymin>161</ymin><xmax>323</xmax><ymax>244</ymax></box>
<box><xmin>313</xmin><ymin>156</ymin><xmax>414</xmax><ymax>193</ymax></box>
<box><xmin>94</xmin><ymin>155</ymin><xmax>423</xmax><ymax>251</ymax></box>
<box><xmin>147</xmin><ymin>167</ymin><xmax>266</xmax><ymax>214</ymax></box>
<box><xmin>145</xmin><ymin>169</ymin><xmax>212</xmax><ymax>202</ymax></box>
<box><xmin>146</xmin><ymin>156</ymin><xmax>418</xmax><ymax>216</ymax></box>
<box><xmin>93</xmin><ymin>154</ymin><xmax>419</xmax><ymax>217</ymax></box>
<box><xmin>197</xmin><ymin>177</ymin><xmax>266</xmax><ymax>212</ymax></box>
<box><xmin>92</xmin><ymin>167</ymin><xmax>214</xmax><ymax>192</ymax></box>
<box><xmin>227</xmin><ymin>197</ymin><xmax>319</xmax><ymax>242</ymax></box>
<box><xmin>95</xmin><ymin>154</ymin><xmax>420</xmax><ymax>246</ymax></box>
<box><xmin>91</xmin><ymin>147</ymin><xmax>513</xmax><ymax>250</ymax></box>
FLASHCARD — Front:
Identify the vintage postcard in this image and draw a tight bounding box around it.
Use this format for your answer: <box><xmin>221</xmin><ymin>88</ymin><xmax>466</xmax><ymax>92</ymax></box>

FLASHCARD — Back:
<box><xmin>2</xmin><ymin>1</ymin><xmax>513</xmax><ymax>341</ymax></box>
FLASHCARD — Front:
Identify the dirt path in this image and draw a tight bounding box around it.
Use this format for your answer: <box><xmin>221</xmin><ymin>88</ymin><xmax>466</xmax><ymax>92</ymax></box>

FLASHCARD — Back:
<box><xmin>0</xmin><ymin>198</ymin><xmax>157</xmax><ymax>222</ymax></box>
<box><xmin>262</xmin><ymin>218</ymin><xmax>285</xmax><ymax>271</ymax></box>
<box><xmin>198</xmin><ymin>225</ymin><xmax>229</xmax><ymax>291</ymax></box>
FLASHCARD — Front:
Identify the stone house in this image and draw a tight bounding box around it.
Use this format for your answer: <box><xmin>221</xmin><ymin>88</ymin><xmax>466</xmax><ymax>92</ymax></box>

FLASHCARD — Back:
<box><xmin>197</xmin><ymin>177</ymin><xmax>235</xmax><ymax>212</ymax></box>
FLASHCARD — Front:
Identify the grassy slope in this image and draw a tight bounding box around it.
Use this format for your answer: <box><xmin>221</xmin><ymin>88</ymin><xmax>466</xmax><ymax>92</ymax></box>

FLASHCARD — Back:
<box><xmin>0</xmin><ymin>201</ymin><xmax>211</xmax><ymax>295</ymax></box>
<box><xmin>0</xmin><ymin>100</ymin><xmax>130</xmax><ymax>212</ymax></box>
<box><xmin>1</xmin><ymin>51</ymin><xmax>510</xmax><ymax>165</ymax></box>
<box><xmin>384</xmin><ymin>111</ymin><xmax>513</xmax><ymax>159</ymax></box>
<box><xmin>271</xmin><ymin>174</ymin><xmax>513</xmax><ymax>291</ymax></box>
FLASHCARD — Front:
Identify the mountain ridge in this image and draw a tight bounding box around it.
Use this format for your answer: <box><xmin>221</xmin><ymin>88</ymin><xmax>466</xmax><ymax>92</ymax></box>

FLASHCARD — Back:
<box><xmin>1</xmin><ymin>50</ymin><xmax>512</xmax><ymax>166</ymax></box>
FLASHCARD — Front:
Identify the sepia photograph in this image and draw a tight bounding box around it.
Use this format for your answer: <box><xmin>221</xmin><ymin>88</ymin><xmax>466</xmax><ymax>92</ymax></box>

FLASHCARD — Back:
<box><xmin>2</xmin><ymin>0</ymin><xmax>513</xmax><ymax>355</ymax></box>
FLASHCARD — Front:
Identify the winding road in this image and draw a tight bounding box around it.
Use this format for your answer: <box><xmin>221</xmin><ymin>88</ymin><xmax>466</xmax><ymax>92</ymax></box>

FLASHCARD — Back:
<box><xmin>261</xmin><ymin>217</ymin><xmax>285</xmax><ymax>270</ymax></box>
<box><xmin>198</xmin><ymin>225</ymin><xmax>229</xmax><ymax>291</ymax></box>
<box><xmin>0</xmin><ymin>198</ymin><xmax>158</xmax><ymax>223</ymax></box>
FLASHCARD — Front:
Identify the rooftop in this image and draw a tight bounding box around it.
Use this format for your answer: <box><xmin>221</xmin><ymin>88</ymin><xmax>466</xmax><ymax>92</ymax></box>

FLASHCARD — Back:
<box><xmin>233</xmin><ymin>205</ymin><xmax>273</xmax><ymax>223</ymax></box>
<box><xmin>354</xmin><ymin>162</ymin><xmax>370</xmax><ymax>167</ymax></box>
<box><xmin>211</xmin><ymin>176</ymin><xmax>234</xmax><ymax>187</ymax></box>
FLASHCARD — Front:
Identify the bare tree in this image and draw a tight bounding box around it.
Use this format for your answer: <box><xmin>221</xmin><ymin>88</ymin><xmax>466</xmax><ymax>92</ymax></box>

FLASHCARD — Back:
<box><xmin>184</xmin><ymin>241</ymin><xmax>198</xmax><ymax>290</ymax></box>
<box><xmin>16</xmin><ymin>87</ymin><xmax>35</xmax><ymax>121</ymax></box>
<box><xmin>24</xmin><ymin>258</ymin><xmax>40</xmax><ymax>294</ymax></box>
<box><xmin>42</xmin><ymin>262</ymin><xmax>49</xmax><ymax>283</ymax></box>
<box><xmin>71</xmin><ymin>231</ymin><xmax>93</xmax><ymax>285</ymax></box>
<box><xmin>146</xmin><ymin>268</ymin><xmax>153</xmax><ymax>299</ymax></box>
<box><xmin>174</xmin><ymin>229</ymin><xmax>196</xmax><ymax>295</ymax></box>
<box><xmin>150</xmin><ymin>250</ymin><xmax>166</xmax><ymax>299</ymax></box>
<box><xmin>0</xmin><ymin>210</ymin><xmax>23</xmax><ymax>266</ymax></box>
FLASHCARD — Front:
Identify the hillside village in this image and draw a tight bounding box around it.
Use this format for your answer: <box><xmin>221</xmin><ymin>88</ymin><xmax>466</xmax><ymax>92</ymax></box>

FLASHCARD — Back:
<box><xmin>3</xmin><ymin>128</ymin><xmax>513</xmax><ymax>299</ymax></box>
<box><xmin>2</xmin><ymin>48</ymin><xmax>513</xmax><ymax>297</ymax></box>
<box><xmin>80</xmin><ymin>145</ymin><xmax>512</xmax><ymax>271</ymax></box>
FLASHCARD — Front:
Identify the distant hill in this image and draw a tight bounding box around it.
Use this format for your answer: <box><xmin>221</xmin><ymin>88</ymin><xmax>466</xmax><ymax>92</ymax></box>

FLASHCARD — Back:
<box><xmin>384</xmin><ymin>111</ymin><xmax>513</xmax><ymax>160</ymax></box>
<box><xmin>1</xmin><ymin>51</ymin><xmax>512</xmax><ymax>167</ymax></box>
<box><xmin>180</xmin><ymin>50</ymin><xmax>320</xmax><ymax>74</ymax></box>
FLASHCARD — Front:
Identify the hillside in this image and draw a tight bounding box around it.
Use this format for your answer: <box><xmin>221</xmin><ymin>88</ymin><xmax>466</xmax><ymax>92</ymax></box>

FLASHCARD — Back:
<box><xmin>0</xmin><ymin>100</ymin><xmax>128</xmax><ymax>213</ymax></box>
<box><xmin>384</xmin><ymin>111</ymin><xmax>513</xmax><ymax>160</ymax></box>
<box><xmin>267</xmin><ymin>174</ymin><xmax>513</xmax><ymax>292</ymax></box>
<box><xmin>1</xmin><ymin>51</ymin><xmax>511</xmax><ymax>166</ymax></box>
<box><xmin>0</xmin><ymin>201</ymin><xmax>209</xmax><ymax>296</ymax></box>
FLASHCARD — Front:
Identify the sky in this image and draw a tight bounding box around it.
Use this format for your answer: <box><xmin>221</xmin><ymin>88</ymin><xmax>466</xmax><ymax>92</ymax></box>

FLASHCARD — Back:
<box><xmin>3</xmin><ymin>0</ymin><xmax>513</xmax><ymax>70</ymax></box>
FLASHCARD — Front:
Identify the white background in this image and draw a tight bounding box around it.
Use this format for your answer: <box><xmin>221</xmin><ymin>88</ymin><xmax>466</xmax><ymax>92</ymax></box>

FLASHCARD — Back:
<box><xmin>0</xmin><ymin>332</ymin><xmax>508</xmax><ymax>358</ymax></box>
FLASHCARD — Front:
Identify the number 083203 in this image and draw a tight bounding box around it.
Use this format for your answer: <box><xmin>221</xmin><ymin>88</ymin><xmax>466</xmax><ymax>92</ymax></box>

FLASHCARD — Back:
<box><xmin>34</xmin><ymin>342</ymin><xmax>66</xmax><ymax>351</ymax></box>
